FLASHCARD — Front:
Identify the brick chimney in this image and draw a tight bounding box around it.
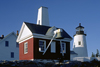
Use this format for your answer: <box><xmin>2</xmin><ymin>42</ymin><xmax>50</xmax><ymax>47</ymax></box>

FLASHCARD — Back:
<box><xmin>16</xmin><ymin>30</ymin><xmax>19</xmax><ymax>36</ymax></box>
<box><xmin>1</xmin><ymin>35</ymin><xmax>4</xmax><ymax>39</ymax></box>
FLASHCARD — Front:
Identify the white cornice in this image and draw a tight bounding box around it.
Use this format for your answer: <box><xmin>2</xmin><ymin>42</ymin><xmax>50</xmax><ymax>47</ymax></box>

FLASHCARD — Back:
<box><xmin>17</xmin><ymin>22</ymin><xmax>33</xmax><ymax>43</ymax></box>
<box><xmin>18</xmin><ymin>33</ymin><xmax>72</xmax><ymax>44</ymax></box>
<box><xmin>16</xmin><ymin>22</ymin><xmax>25</xmax><ymax>42</ymax></box>
<box><xmin>33</xmin><ymin>33</ymin><xmax>72</xmax><ymax>42</ymax></box>
<box><xmin>18</xmin><ymin>35</ymin><xmax>33</xmax><ymax>44</ymax></box>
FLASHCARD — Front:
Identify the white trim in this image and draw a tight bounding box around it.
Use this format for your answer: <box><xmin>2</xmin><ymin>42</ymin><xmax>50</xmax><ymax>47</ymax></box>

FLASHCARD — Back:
<box><xmin>33</xmin><ymin>34</ymin><xmax>72</xmax><ymax>42</ymax></box>
<box><xmin>19</xmin><ymin>35</ymin><xmax>33</xmax><ymax>44</ymax></box>
<box><xmin>16</xmin><ymin>22</ymin><xmax>33</xmax><ymax>42</ymax></box>
<box><xmin>17</xmin><ymin>22</ymin><xmax>25</xmax><ymax>42</ymax></box>
<box><xmin>18</xmin><ymin>33</ymin><xmax>72</xmax><ymax>44</ymax></box>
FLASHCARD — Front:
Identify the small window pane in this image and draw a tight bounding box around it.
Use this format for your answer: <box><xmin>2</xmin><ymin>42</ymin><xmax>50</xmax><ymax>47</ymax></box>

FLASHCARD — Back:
<box><xmin>11</xmin><ymin>52</ymin><xmax>14</xmax><ymax>58</ymax></box>
<box><xmin>5</xmin><ymin>41</ymin><xmax>9</xmax><ymax>47</ymax></box>
<box><xmin>78</xmin><ymin>41</ymin><xmax>81</xmax><ymax>45</ymax></box>
<box><xmin>39</xmin><ymin>40</ymin><xmax>46</xmax><ymax>52</ymax></box>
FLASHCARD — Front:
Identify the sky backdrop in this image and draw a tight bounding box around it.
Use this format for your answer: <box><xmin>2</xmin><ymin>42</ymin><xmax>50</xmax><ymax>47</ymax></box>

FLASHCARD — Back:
<box><xmin>0</xmin><ymin>0</ymin><xmax>100</xmax><ymax>57</ymax></box>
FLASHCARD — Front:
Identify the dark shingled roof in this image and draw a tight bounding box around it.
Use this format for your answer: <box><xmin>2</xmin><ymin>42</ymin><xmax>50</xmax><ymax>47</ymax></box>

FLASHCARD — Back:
<box><xmin>24</xmin><ymin>22</ymin><xmax>72</xmax><ymax>39</ymax></box>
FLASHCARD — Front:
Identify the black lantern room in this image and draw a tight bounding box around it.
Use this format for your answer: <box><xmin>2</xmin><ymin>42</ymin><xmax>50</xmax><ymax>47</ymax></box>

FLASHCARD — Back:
<box><xmin>74</xmin><ymin>23</ymin><xmax>86</xmax><ymax>36</ymax></box>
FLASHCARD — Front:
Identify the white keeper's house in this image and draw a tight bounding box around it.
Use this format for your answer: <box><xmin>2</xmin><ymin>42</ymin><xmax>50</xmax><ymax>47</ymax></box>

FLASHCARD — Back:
<box><xmin>0</xmin><ymin>32</ymin><xmax>19</xmax><ymax>61</ymax></box>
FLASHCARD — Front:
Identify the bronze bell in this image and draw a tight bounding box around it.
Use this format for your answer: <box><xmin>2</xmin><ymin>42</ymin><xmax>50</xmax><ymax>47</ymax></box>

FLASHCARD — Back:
<box><xmin>56</xmin><ymin>32</ymin><xmax>64</xmax><ymax>39</ymax></box>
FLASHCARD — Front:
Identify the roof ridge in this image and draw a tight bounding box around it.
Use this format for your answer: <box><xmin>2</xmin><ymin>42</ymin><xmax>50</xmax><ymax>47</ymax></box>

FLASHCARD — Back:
<box><xmin>24</xmin><ymin>22</ymin><xmax>51</xmax><ymax>28</ymax></box>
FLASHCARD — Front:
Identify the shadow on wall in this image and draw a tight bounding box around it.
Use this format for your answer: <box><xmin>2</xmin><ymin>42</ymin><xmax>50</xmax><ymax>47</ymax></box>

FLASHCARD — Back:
<box><xmin>73</xmin><ymin>47</ymin><xmax>88</xmax><ymax>57</ymax></box>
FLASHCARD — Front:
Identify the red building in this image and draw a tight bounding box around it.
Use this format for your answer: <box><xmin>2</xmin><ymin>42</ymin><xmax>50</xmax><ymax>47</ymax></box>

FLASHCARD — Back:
<box><xmin>17</xmin><ymin>22</ymin><xmax>72</xmax><ymax>60</ymax></box>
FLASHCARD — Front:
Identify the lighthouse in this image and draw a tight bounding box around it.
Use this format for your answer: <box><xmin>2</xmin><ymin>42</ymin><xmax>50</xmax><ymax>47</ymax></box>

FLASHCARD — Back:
<box><xmin>73</xmin><ymin>23</ymin><xmax>88</xmax><ymax>57</ymax></box>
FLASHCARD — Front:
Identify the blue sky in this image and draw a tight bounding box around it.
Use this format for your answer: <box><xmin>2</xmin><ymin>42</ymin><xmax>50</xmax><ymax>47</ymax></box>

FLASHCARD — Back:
<box><xmin>0</xmin><ymin>0</ymin><xmax>100</xmax><ymax>57</ymax></box>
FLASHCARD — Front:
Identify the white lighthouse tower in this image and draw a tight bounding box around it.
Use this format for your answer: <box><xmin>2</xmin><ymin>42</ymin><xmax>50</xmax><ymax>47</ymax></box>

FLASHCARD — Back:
<box><xmin>73</xmin><ymin>23</ymin><xmax>88</xmax><ymax>57</ymax></box>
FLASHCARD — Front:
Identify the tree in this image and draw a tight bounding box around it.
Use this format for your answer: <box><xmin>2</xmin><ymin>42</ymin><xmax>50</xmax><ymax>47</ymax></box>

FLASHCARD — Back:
<box><xmin>96</xmin><ymin>49</ymin><xmax>99</xmax><ymax>57</ymax></box>
<box><xmin>91</xmin><ymin>52</ymin><xmax>95</xmax><ymax>57</ymax></box>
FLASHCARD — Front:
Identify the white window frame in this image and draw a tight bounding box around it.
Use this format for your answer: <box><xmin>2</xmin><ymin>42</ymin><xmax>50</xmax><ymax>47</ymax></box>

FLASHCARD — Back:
<box><xmin>51</xmin><ymin>41</ymin><xmax>56</xmax><ymax>53</ymax></box>
<box><xmin>60</xmin><ymin>42</ymin><xmax>66</xmax><ymax>53</ymax></box>
<box><xmin>39</xmin><ymin>40</ymin><xmax>46</xmax><ymax>52</ymax></box>
<box><xmin>24</xmin><ymin>42</ymin><xmax>28</xmax><ymax>54</ymax></box>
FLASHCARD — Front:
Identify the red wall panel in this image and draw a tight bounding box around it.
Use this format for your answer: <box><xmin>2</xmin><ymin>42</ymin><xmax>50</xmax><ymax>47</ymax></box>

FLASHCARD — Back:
<box><xmin>19</xmin><ymin>38</ymin><xmax>34</xmax><ymax>60</ymax></box>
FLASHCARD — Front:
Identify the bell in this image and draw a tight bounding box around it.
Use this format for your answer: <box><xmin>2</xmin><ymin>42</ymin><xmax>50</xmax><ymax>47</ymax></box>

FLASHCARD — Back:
<box><xmin>56</xmin><ymin>32</ymin><xmax>64</xmax><ymax>39</ymax></box>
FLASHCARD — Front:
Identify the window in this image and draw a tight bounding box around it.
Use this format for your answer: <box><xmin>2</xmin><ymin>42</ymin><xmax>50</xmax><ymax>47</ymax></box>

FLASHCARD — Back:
<box><xmin>78</xmin><ymin>41</ymin><xmax>81</xmax><ymax>45</ymax></box>
<box><xmin>5</xmin><ymin>41</ymin><xmax>9</xmax><ymax>47</ymax></box>
<box><xmin>39</xmin><ymin>40</ymin><xmax>46</xmax><ymax>52</ymax></box>
<box><xmin>11</xmin><ymin>52</ymin><xmax>14</xmax><ymax>58</ymax></box>
<box><xmin>51</xmin><ymin>41</ymin><xmax>56</xmax><ymax>53</ymax></box>
<box><xmin>16</xmin><ymin>42</ymin><xmax>19</xmax><ymax>47</ymax></box>
<box><xmin>60</xmin><ymin>42</ymin><xmax>66</xmax><ymax>53</ymax></box>
<box><xmin>24</xmin><ymin>42</ymin><xmax>28</xmax><ymax>54</ymax></box>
